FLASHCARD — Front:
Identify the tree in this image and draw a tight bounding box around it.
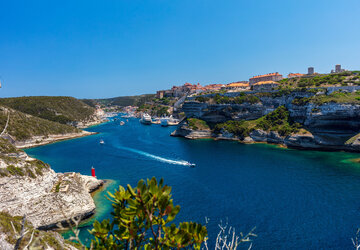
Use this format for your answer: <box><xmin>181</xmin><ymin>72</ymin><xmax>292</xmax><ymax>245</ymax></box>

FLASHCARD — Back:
<box><xmin>89</xmin><ymin>177</ymin><xmax>208</xmax><ymax>249</ymax></box>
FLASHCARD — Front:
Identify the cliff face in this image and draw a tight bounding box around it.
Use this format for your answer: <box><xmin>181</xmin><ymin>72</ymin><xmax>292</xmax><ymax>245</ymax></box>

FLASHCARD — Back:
<box><xmin>0</xmin><ymin>149</ymin><xmax>103</xmax><ymax>230</ymax></box>
<box><xmin>180</xmin><ymin>94</ymin><xmax>360</xmax><ymax>151</ymax></box>
<box><xmin>171</xmin><ymin>121</ymin><xmax>212</xmax><ymax>139</ymax></box>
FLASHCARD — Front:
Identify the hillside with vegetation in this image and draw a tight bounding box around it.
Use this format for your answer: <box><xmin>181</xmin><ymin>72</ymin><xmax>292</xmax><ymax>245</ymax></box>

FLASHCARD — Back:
<box><xmin>0</xmin><ymin>96</ymin><xmax>95</xmax><ymax>125</ymax></box>
<box><xmin>278</xmin><ymin>71</ymin><xmax>360</xmax><ymax>88</ymax></box>
<box><xmin>96</xmin><ymin>94</ymin><xmax>155</xmax><ymax>107</ymax></box>
<box><xmin>214</xmin><ymin>106</ymin><xmax>302</xmax><ymax>138</ymax></box>
<box><xmin>0</xmin><ymin>107</ymin><xmax>79</xmax><ymax>141</ymax></box>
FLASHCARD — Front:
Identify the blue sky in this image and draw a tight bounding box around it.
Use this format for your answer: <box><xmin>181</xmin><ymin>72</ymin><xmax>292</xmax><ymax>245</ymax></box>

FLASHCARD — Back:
<box><xmin>0</xmin><ymin>0</ymin><xmax>359</xmax><ymax>99</ymax></box>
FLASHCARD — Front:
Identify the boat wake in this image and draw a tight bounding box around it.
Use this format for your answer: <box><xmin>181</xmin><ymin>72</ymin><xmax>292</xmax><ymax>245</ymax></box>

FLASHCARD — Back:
<box><xmin>116</xmin><ymin>145</ymin><xmax>193</xmax><ymax>166</ymax></box>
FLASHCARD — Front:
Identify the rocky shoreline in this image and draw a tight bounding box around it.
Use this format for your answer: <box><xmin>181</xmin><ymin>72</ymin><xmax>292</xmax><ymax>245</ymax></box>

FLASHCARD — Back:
<box><xmin>0</xmin><ymin>131</ymin><xmax>106</xmax><ymax>247</ymax></box>
<box><xmin>175</xmin><ymin>91</ymin><xmax>360</xmax><ymax>153</ymax></box>
<box><xmin>14</xmin><ymin>130</ymin><xmax>97</xmax><ymax>149</ymax></box>
<box><xmin>0</xmin><ymin>152</ymin><xmax>104</xmax><ymax>229</ymax></box>
<box><xmin>171</xmin><ymin>121</ymin><xmax>360</xmax><ymax>152</ymax></box>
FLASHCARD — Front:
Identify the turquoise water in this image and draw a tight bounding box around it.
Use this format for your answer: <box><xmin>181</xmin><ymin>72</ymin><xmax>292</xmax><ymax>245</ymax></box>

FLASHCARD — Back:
<box><xmin>25</xmin><ymin>116</ymin><xmax>360</xmax><ymax>249</ymax></box>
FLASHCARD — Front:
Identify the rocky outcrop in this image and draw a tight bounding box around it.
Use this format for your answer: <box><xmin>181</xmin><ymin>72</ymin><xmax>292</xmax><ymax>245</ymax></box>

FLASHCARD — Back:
<box><xmin>171</xmin><ymin>121</ymin><xmax>212</xmax><ymax>139</ymax></box>
<box><xmin>0</xmin><ymin>151</ymin><xmax>104</xmax><ymax>230</ymax></box>
<box><xmin>180</xmin><ymin>93</ymin><xmax>360</xmax><ymax>151</ymax></box>
<box><xmin>73</xmin><ymin>108</ymin><xmax>107</xmax><ymax>128</ymax></box>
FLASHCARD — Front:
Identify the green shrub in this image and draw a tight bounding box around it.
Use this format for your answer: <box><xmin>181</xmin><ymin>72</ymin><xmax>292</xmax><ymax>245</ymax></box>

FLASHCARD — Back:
<box><xmin>88</xmin><ymin>177</ymin><xmax>207</xmax><ymax>249</ymax></box>
<box><xmin>255</xmin><ymin>106</ymin><xmax>301</xmax><ymax>136</ymax></box>
<box><xmin>212</xmin><ymin>94</ymin><xmax>260</xmax><ymax>104</ymax></box>
<box><xmin>0</xmin><ymin>96</ymin><xmax>95</xmax><ymax>124</ymax></box>
<box><xmin>0</xmin><ymin>108</ymin><xmax>80</xmax><ymax>141</ymax></box>
<box><xmin>214</xmin><ymin>120</ymin><xmax>250</xmax><ymax>139</ymax></box>
<box><xmin>188</xmin><ymin>118</ymin><xmax>210</xmax><ymax>130</ymax></box>
<box><xmin>195</xmin><ymin>96</ymin><xmax>210</xmax><ymax>102</ymax></box>
<box><xmin>292</xmin><ymin>97</ymin><xmax>311</xmax><ymax>106</ymax></box>
<box><xmin>6</xmin><ymin>165</ymin><xmax>24</xmax><ymax>176</ymax></box>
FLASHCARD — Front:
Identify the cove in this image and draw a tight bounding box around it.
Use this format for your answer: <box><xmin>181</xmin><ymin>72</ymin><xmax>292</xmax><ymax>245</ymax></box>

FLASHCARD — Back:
<box><xmin>25</xmin><ymin>116</ymin><xmax>360</xmax><ymax>249</ymax></box>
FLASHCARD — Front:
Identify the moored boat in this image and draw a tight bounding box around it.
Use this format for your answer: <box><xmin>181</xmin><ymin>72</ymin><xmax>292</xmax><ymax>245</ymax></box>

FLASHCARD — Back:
<box><xmin>160</xmin><ymin>118</ymin><xmax>169</xmax><ymax>127</ymax></box>
<box><xmin>168</xmin><ymin>115</ymin><xmax>179</xmax><ymax>126</ymax></box>
<box><xmin>140</xmin><ymin>113</ymin><xmax>152</xmax><ymax>125</ymax></box>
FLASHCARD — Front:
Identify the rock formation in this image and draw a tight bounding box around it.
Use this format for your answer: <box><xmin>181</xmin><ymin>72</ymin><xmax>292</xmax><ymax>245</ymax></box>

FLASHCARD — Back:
<box><xmin>0</xmin><ymin>148</ymin><xmax>103</xmax><ymax>230</ymax></box>
<box><xmin>175</xmin><ymin>92</ymin><xmax>360</xmax><ymax>151</ymax></box>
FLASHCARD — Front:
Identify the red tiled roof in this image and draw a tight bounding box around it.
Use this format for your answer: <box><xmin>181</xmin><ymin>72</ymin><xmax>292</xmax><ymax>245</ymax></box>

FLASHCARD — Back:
<box><xmin>250</xmin><ymin>72</ymin><xmax>282</xmax><ymax>79</ymax></box>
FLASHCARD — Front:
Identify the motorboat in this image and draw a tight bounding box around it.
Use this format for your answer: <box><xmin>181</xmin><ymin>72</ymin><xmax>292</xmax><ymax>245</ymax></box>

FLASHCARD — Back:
<box><xmin>168</xmin><ymin>115</ymin><xmax>180</xmax><ymax>126</ymax></box>
<box><xmin>187</xmin><ymin>162</ymin><xmax>196</xmax><ymax>168</ymax></box>
<box><xmin>120</xmin><ymin>121</ymin><xmax>125</xmax><ymax>126</ymax></box>
<box><xmin>100</xmin><ymin>139</ymin><xmax>105</xmax><ymax>145</ymax></box>
<box><xmin>140</xmin><ymin>113</ymin><xmax>152</xmax><ymax>125</ymax></box>
<box><xmin>152</xmin><ymin>117</ymin><xmax>161</xmax><ymax>124</ymax></box>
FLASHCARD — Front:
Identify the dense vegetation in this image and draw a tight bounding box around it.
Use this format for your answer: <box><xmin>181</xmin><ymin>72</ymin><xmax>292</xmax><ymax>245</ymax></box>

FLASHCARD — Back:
<box><xmin>214</xmin><ymin>120</ymin><xmax>251</xmax><ymax>139</ymax></box>
<box><xmin>137</xmin><ymin>103</ymin><xmax>170</xmax><ymax>117</ymax></box>
<box><xmin>81</xmin><ymin>98</ymin><xmax>98</xmax><ymax>108</ymax></box>
<box><xmin>292</xmin><ymin>91</ymin><xmax>360</xmax><ymax>106</ymax></box>
<box><xmin>97</xmin><ymin>94</ymin><xmax>156</xmax><ymax>107</ymax></box>
<box><xmin>0</xmin><ymin>96</ymin><xmax>95</xmax><ymax>125</ymax></box>
<box><xmin>214</xmin><ymin>106</ymin><xmax>302</xmax><ymax>138</ymax></box>
<box><xmin>278</xmin><ymin>71</ymin><xmax>360</xmax><ymax>88</ymax></box>
<box><xmin>195</xmin><ymin>96</ymin><xmax>210</xmax><ymax>102</ymax></box>
<box><xmin>255</xmin><ymin>106</ymin><xmax>301</xmax><ymax>136</ymax></box>
<box><xmin>87</xmin><ymin>177</ymin><xmax>208</xmax><ymax>249</ymax></box>
<box><xmin>0</xmin><ymin>107</ymin><xmax>79</xmax><ymax>140</ymax></box>
<box><xmin>152</xmin><ymin>97</ymin><xmax>176</xmax><ymax>106</ymax></box>
<box><xmin>195</xmin><ymin>93</ymin><xmax>260</xmax><ymax>104</ymax></box>
<box><xmin>188</xmin><ymin>118</ymin><xmax>210</xmax><ymax>131</ymax></box>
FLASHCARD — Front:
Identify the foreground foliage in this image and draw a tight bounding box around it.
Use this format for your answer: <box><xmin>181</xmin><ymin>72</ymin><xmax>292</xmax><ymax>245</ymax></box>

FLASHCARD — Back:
<box><xmin>89</xmin><ymin>177</ymin><xmax>207</xmax><ymax>249</ymax></box>
<box><xmin>0</xmin><ymin>211</ymin><xmax>78</xmax><ymax>249</ymax></box>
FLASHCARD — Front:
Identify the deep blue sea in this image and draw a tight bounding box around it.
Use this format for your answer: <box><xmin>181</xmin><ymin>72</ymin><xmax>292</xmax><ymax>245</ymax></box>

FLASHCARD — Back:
<box><xmin>25</xmin><ymin>116</ymin><xmax>360</xmax><ymax>249</ymax></box>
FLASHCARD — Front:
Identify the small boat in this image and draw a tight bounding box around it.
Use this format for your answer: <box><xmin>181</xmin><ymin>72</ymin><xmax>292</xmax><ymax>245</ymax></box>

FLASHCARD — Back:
<box><xmin>152</xmin><ymin>118</ymin><xmax>161</xmax><ymax>124</ymax></box>
<box><xmin>160</xmin><ymin>118</ymin><xmax>169</xmax><ymax>127</ymax></box>
<box><xmin>186</xmin><ymin>162</ymin><xmax>196</xmax><ymax>168</ymax></box>
<box><xmin>140</xmin><ymin>113</ymin><xmax>152</xmax><ymax>125</ymax></box>
<box><xmin>120</xmin><ymin>121</ymin><xmax>125</xmax><ymax>126</ymax></box>
<box><xmin>168</xmin><ymin>115</ymin><xmax>180</xmax><ymax>126</ymax></box>
<box><xmin>99</xmin><ymin>139</ymin><xmax>105</xmax><ymax>145</ymax></box>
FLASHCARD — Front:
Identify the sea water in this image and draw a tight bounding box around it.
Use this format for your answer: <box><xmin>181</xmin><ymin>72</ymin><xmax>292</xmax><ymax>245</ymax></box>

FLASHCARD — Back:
<box><xmin>25</xmin><ymin>116</ymin><xmax>360</xmax><ymax>249</ymax></box>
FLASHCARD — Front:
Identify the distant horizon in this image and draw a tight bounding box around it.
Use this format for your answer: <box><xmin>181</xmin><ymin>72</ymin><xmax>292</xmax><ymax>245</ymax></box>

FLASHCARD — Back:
<box><xmin>1</xmin><ymin>65</ymin><xmax>359</xmax><ymax>100</ymax></box>
<box><xmin>1</xmin><ymin>0</ymin><xmax>360</xmax><ymax>99</ymax></box>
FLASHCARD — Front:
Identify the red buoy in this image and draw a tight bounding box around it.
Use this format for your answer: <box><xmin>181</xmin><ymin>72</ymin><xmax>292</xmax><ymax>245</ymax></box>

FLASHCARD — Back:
<box><xmin>91</xmin><ymin>167</ymin><xmax>96</xmax><ymax>177</ymax></box>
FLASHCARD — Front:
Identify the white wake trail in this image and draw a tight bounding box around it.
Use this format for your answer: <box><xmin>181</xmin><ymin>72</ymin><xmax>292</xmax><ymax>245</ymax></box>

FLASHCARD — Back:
<box><xmin>117</xmin><ymin>145</ymin><xmax>192</xmax><ymax>166</ymax></box>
